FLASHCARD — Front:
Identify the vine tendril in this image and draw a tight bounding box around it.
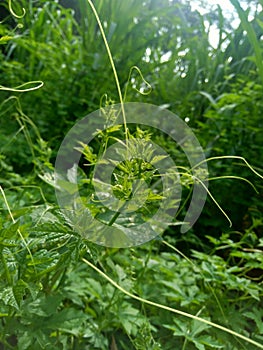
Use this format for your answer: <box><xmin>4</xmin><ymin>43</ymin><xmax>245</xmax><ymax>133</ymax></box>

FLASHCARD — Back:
<box><xmin>8</xmin><ymin>0</ymin><xmax>26</xmax><ymax>18</ymax></box>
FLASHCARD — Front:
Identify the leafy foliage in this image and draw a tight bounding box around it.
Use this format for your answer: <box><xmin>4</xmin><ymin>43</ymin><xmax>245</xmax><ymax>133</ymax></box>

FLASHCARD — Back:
<box><xmin>0</xmin><ymin>0</ymin><xmax>262</xmax><ymax>349</ymax></box>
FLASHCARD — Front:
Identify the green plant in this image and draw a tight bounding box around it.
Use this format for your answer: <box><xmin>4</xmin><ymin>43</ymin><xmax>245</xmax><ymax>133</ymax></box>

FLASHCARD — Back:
<box><xmin>0</xmin><ymin>0</ymin><xmax>263</xmax><ymax>349</ymax></box>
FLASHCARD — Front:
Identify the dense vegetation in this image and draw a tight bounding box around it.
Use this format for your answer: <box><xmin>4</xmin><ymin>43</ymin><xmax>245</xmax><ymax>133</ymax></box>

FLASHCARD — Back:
<box><xmin>0</xmin><ymin>0</ymin><xmax>262</xmax><ymax>349</ymax></box>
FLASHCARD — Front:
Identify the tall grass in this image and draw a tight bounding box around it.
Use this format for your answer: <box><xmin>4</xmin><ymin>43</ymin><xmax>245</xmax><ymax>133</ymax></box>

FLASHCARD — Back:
<box><xmin>230</xmin><ymin>0</ymin><xmax>263</xmax><ymax>85</ymax></box>
<box><xmin>0</xmin><ymin>1</ymin><xmax>262</xmax><ymax>349</ymax></box>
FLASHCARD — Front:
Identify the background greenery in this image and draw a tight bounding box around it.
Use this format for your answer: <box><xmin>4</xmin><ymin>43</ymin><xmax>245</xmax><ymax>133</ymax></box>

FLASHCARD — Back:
<box><xmin>0</xmin><ymin>0</ymin><xmax>262</xmax><ymax>349</ymax></box>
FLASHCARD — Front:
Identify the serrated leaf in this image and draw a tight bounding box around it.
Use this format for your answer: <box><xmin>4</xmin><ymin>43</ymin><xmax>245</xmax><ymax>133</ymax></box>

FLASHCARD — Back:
<box><xmin>0</xmin><ymin>241</ymin><xmax>17</xmax><ymax>247</ymax></box>
<box><xmin>35</xmin><ymin>329</ymin><xmax>52</xmax><ymax>348</ymax></box>
<box><xmin>150</xmin><ymin>155</ymin><xmax>168</xmax><ymax>164</ymax></box>
<box><xmin>191</xmin><ymin>319</ymin><xmax>211</xmax><ymax>337</ymax></box>
<box><xmin>244</xmin><ymin>308</ymin><xmax>263</xmax><ymax>334</ymax></box>
<box><xmin>1</xmin><ymin>287</ymin><xmax>19</xmax><ymax>310</ymax></box>
<box><xmin>86</xmin><ymin>278</ymin><xmax>103</xmax><ymax>299</ymax></box>
<box><xmin>27</xmin><ymin>255</ymin><xmax>55</xmax><ymax>266</ymax></box>
<box><xmin>25</xmin><ymin>294</ymin><xmax>63</xmax><ymax>317</ymax></box>
<box><xmin>18</xmin><ymin>331</ymin><xmax>33</xmax><ymax>350</ymax></box>
<box><xmin>117</xmin><ymin>302</ymin><xmax>140</xmax><ymax>334</ymax></box>
<box><xmin>13</xmin><ymin>279</ymin><xmax>28</xmax><ymax>308</ymax></box>
<box><xmin>45</xmin><ymin>308</ymin><xmax>88</xmax><ymax>333</ymax></box>
<box><xmin>1</xmin><ymin>221</ymin><xmax>20</xmax><ymax>239</ymax></box>
<box><xmin>106</xmin><ymin>124</ymin><xmax>122</xmax><ymax>133</ymax></box>
<box><xmin>194</xmin><ymin>342</ymin><xmax>205</xmax><ymax>350</ymax></box>
<box><xmin>196</xmin><ymin>335</ymin><xmax>224</xmax><ymax>348</ymax></box>
<box><xmin>27</xmin><ymin>282</ymin><xmax>42</xmax><ymax>301</ymax></box>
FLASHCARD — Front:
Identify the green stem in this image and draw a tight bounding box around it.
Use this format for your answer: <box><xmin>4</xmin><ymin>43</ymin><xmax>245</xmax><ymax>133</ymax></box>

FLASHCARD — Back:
<box><xmin>82</xmin><ymin>257</ymin><xmax>263</xmax><ymax>349</ymax></box>
<box><xmin>8</xmin><ymin>0</ymin><xmax>25</xmax><ymax>18</ymax></box>
<box><xmin>0</xmin><ymin>186</ymin><xmax>35</xmax><ymax>271</ymax></box>
<box><xmin>108</xmin><ymin>210</ymin><xmax>121</xmax><ymax>226</ymax></box>
<box><xmin>87</xmin><ymin>0</ymin><xmax>128</xmax><ymax>140</ymax></box>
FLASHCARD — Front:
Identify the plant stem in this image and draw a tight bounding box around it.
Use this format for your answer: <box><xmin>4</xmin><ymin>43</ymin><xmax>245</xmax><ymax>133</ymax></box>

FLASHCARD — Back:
<box><xmin>87</xmin><ymin>0</ymin><xmax>128</xmax><ymax>140</ymax></box>
<box><xmin>82</xmin><ymin>257</ymin><xmax>263</xmax><ymax>350</ymax></box>
<box><xmin>108</xmin><ymin>210</ymin><xmax>121</xmax><ymax>226</ymax></box>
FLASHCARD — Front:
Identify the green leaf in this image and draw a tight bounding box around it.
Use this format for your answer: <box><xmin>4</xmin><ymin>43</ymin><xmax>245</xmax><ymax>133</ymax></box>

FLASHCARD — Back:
<box><xmin>230</xmin><ymin>0</ymin><xmax>263</xmax><ymax>84</ymax></box>
<box><xmin>0</xmin><ymin>221</ymin><xmax>20</xmax><ymax>239</ymax></box>
<box><xmin>18</xmin><ymin>331</ymin><xmax>34</xmax><ymax>350</ymax></box>
<box><xmin>56</xmin><ymin>179</ymin><xmax>78</xmax><ymax>194</ymax></box>
<box><xmin>25</xmin><ymin>295</ymin><xmax>63</xmax><ymax>317</ymax></box>
<box><xmin>46</xmin><ymin>308</ymin><xmax>88</xmax><ymax>334</ymax></box>
<box><xmin>0</xmin><ymin>35</ymin><xmax>13</xmax><ymax>44</ymax></box>
<box><xmin>244</xmin><ymin>308</ymin><xmax>263</xmax><ymax>334</ymax></box>
<box><xmin>13</xmin><ymin>279</ymin><xmax>28</xmax><ymax>309</ymax></box>
<box><xmin>1</xmin><ymin>287</ymin><xmax>19</xmax><ymax>310</ymax></box>
<box><xmin>117</xmin><ymin>302</ymin><xmax>141</xmax><ymax>335</ymax></box>
<box><xmin>150</xmin><ymin>155</ymin><xmax>168</xmax><ymax>164</ymax></box>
